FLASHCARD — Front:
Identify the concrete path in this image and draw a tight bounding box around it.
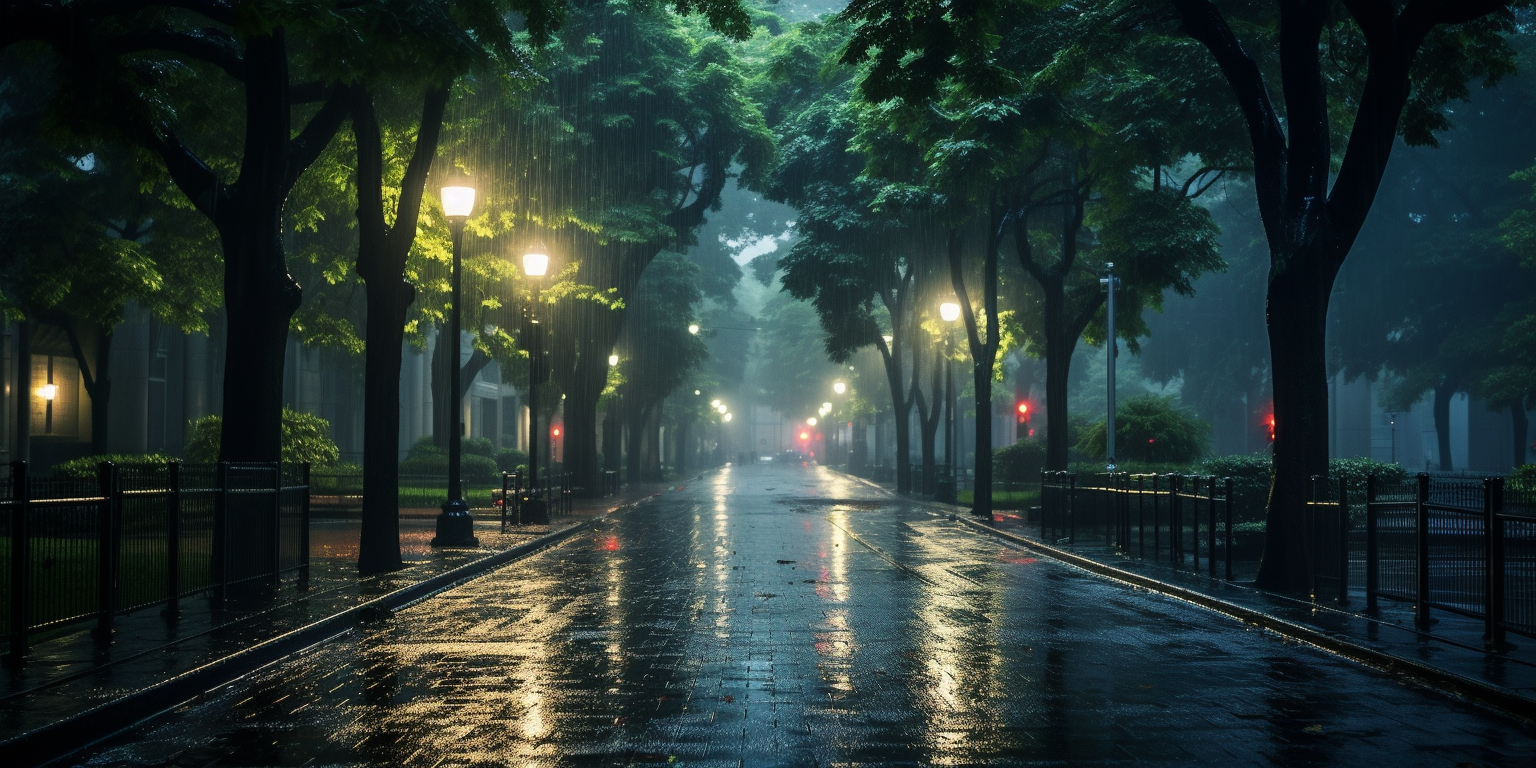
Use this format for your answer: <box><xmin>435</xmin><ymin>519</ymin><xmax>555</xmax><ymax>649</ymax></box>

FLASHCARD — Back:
<box><xmin>76</xmin><ymin>464</ymin><xmax>1536</xmax><ymax>766</ymax></box>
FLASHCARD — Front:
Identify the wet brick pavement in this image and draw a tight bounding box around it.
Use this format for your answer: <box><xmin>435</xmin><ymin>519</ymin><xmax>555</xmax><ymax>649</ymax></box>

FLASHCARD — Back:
<box><xmin>77</xmin><ymin>464</ymin><xmax>1536</xmax><ymax>766</ymax></box>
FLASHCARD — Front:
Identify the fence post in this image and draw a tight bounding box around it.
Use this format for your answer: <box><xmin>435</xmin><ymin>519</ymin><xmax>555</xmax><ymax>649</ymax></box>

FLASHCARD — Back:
<box><xmin>1224</xmin><ymin>477</ymin><xmax>1234</xmax><ymax>581</ymax></box>
<box><xmin>1138</xmin><ymin>475</ymin><xmax>1146</xmax><ymax>559</ymax></box>
<box><xmin>1486</xmin><ymin>477</ymin><xmax>1505</xmax><ymax>650</ymax></box>
<box><xmin>1153</xmin><ymin>475</ymin><xmax>1161</xmax><ymax>560</ymax></box>
<box><xmin>7</xmin><ymin>462</ymin><xmax>29</xmax><ymax>666</ymax></box>
<box><xmin>500</xmin><ymin>472</ymin><xmax>510</xmax><ymax>531</ymax></box>
<box><xmin>166</xmin><ymin>462</ymin><xmax>181</xmax><ymax>617</ymax></box>
<box><xmin>1365</xmin><ymin>474</ymin><xmax>1378</xmax><ymax>613</ymax></box>
<box><xmin>93</xmin><ymin>462</ymin><xmax>118</xmax><ymax>643</ymax></box>
<box><xmin>1337</xmin><ymin>475</ymin><xmax>1349</xmax><ymax>605</ymax></box>
<box><xmin>300</xmin><ymin>462</ymin><xmax>311</xmax><ymax>590</ymax></box>
<box><xmin>213</xmin><ymin>462</ymin><xmax>229</xmax><ymax>601</ymax></box>
<box><xmin>1040</xmin><ymin>470</ymin><xmax>1048</xmax><ymax>541</ymax></box>
<box><xmin>269</xmin><ymin>463</ymin><xmax>282</xmax><ymax>586</ymax></box>
<box><xmin>1068</xmin><ymin>473</ymin><xmax>1077</xmax><ymax>545</ymax></box>
<box><xmin>1191</xmin><ymin>477</ymin><xmax>1200</xmax><ymax>573</ymax></box>
<box><xmin>1208</xmin><ymin>477</ymin><xmax>1217</xmax><ymax>578</ymax></box>
<box><xmin>1415</xmin><ymin>472</ymin><xmax>1431</xmax><ymax>629</ymax></box>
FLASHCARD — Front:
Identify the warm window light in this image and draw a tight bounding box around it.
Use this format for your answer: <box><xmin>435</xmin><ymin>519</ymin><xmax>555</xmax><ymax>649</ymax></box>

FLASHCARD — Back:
<box><xmin>522</xmin><ymin>242</ymin><xmax>550</xmax><ymax>277</ymax></box>
<box><xmin>723</xmin><ymin>413</ymin><xmax>733</xmax><ymax>422</ymax></box>
<box><xmin>833</xmin><ymin>381</ymin><xmax>846</xmax><ymax>395</ymax></box>
<box><xmin>440</xmin><ymin>176</ymin><xmax>476</xmax><ymax>219</ymax></box>
<box><xmin>608</xmin><ymin>354</ymin><xmax>619</xmax><ymax>367</ymax></box>
<box><xmin>807</xmin><ymin>417</ymin><xmax>818</xmax><ymax>427</ymax></box>
<box><xmin>37</xmin><ymin>384</ymin><xmax>57</xmax><ymax>401</ymax></box>
<box><xmin>688</xmin><ymin>323</ymin><xmax>700</xmax><ymax>335</ymax></box>
<box><xmin>939</xmin><ymin>301</ymin><xmax>961</xmax><ymax>322</ymax></box>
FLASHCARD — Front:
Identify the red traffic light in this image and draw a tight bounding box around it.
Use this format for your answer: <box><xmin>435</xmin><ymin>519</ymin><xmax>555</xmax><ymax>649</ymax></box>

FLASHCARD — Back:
<box><xmin>1017</xmin><ymin>402</ymin><xmax>1029</xmax><ymax>415</ymax></box>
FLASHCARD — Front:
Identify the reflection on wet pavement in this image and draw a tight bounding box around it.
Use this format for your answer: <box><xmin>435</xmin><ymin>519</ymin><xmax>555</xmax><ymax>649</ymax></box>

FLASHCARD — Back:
<box><xmin>84</xmin><ymin>464</ymin><xmax>1534</xmax><ymax>766</ymax></box>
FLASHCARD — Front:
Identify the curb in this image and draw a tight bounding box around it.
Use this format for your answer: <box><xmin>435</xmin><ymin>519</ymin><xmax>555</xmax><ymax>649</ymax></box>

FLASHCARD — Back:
<box><xmin>825</xmin><ymin>468</ymin><xmax>1536</xmax><ymax>727</ymax></box>
<box><xmin>4</xmin><ymin>497</ymin><xmax>650</xmax><ymax>767</ymax></box>
<box><xmin>953</xmin><ymin>514</ymin><xmax>1536</xmax><ymax>727</ymax></box>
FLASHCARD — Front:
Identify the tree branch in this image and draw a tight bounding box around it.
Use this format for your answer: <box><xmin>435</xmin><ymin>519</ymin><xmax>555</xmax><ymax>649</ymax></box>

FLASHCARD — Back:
<box><xmin>286</xmin><ymin>85</ymin><xmax>351</xmax><ymax>192</ymax></box>
<box><xmin>107</xmin><ymin>29</ymin><xmax>244</xmax><ymax>80</ymax></box>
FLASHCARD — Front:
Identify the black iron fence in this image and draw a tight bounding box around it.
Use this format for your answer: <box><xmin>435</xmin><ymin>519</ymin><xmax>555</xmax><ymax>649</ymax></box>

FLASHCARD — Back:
<box><xmin>2</xmin><ymin>461</ymin><xmax>310</xmax><ymax>663</ymax></box>
<box><xmin>496</xmin><ymin>471</ymin><xmax>575</xmax><ymax>529</ymax></box>
<box><xmin>1039</xmin><ymin>470</ymin><xmax>1536</xmax><ymax>647</ymax></box>
<box><xmin>308</xmin><ymin>474</ymin><xmax>502</xmax><ymax>513</ymax></box>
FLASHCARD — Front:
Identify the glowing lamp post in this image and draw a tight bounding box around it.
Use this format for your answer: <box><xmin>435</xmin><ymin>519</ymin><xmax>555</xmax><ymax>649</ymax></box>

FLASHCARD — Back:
<box><xmin>433</xmin><ymin>176</ymin><xmax>480</xmax><ymax>547</ymax></box>
<box><xmin>522</xmin><ymin>241</ymin><xmax>552</xmax><ymax>524</ymax></box>
<box><xmin>937</xmin><ymin>301</ymin><xmax>961</xmax><ymax>501</ymax></box>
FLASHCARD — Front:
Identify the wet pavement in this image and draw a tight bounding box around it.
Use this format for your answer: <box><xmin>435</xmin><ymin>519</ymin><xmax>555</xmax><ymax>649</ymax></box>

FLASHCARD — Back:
<box><xmin>77</xmin><ymin>464</ymin><xmax>1536</xmax><ymax>766</ymax></box>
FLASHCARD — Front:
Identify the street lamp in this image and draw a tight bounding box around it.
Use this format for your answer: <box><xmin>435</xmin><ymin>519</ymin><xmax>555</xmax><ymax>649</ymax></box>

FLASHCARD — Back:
<box><xmin>833</xmin><ymin>381</ymin><xmax>846</xmax><ymax>395</ymax></box>
<box><xmin>688</xmin><ymin>323</ymin><xmax>700</xmax><ymax>335</ymax></box>
<box><xmin>807</xmin><ymin>417</ymin><xmax>818</xmax><ymax>427</ymax></box>
<box><xmin>522</xmin><ymin>241</ymin><xmax>551</xmax><ymax>525</ymax></box>
<box><xmin>1100</xmin><ymin>263</ymin><xmax>1121</xmax><ymax>471</ymax></box>
<box><xmin>938</xmin><ymin>300</ymin><xmax>960</xmax><ymax>502</ymax></box>
<box><xmin>609</xmin><ymin>354</ymin><xmax>619</xmax><ymax>367</ymax></box>
<box><xmin>433</xmin><ymin>175</ymin><xmax>480</xmax><ymax>547</ymax></box>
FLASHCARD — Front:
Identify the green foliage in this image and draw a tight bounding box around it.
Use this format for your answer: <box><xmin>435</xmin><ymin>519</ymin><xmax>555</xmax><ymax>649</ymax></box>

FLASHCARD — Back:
<box><xmin>183</xmin><ymin>409</ymin><xmax>342</xmax><ymax>467</ymax></box>
<box><xmin>52</xmin><ymin>452</ymin><xmax>181</xmax><ymax>479</ymax></box>
<box><xmin>1076</xmin><ymin>395</ymin><xmax>1209</xmax><ymax>464</ymax></box>
<box><xmin>406</xmin><ymin>437</ymin><xmax>444</xmax><ymax>459</ymax></box>
<box><xmin>496</xmin><ymin>449</ymin><xmax>530</xmax><ymax>473</ymax></box>
<box><xmin>1513</xmin><ymin>465</ymin><xmax>1536</xmax><ymax>492</ymax></box>
<box><xmin>993</xmin><ymin>440</ymin><xmax>1046</xmax><ymax>484</ymax></box>
<box><xmin>1199</xmin><ymin>453</ymin><xmax>1275</xmax><ymax>494</ymax></box>
<box><xmin>1328</xmin><ymin>457</ymin><xmax>1409</xmax><ymax>486</ymax></box>
<box><xmin>462</xmin><ymin>437</ymin><xmax>496</xmax><ymax>458</ymax></box>
<box><xmin>398</xmin><ymin>453</ymin><xmax>500</xmax><ymax>481</ymax></box>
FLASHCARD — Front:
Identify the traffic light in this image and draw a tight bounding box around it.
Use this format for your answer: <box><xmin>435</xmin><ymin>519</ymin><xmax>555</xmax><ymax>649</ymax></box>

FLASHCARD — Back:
<box><xmin>1015</xmin><ymin>400</ymin><xmax>1031</xmax><ymax>441</ymax></box>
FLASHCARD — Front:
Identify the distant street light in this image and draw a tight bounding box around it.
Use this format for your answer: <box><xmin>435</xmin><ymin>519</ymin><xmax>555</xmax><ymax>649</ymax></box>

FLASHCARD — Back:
<box><xmin>723</xmin><ymin>413</ymin><xmax>733</xmax><ymax>423</ymax></box>
<box><xmin>522</xmin><ymin>240</ymin><xmax>552</xmax><ymax>525</ymax></box>
<box><xmin>807</xmin><ymin>417</ymin><xmax>818</xmax><ymax>427</ymax></box>
<box><xmin>716</xmin><ymin>403</ymin><xmax>728</xmax><ymax>414</ymax></box>
<box><xmin>711</xmin><ymin>399</ymin><xmax>722</xmax><ymax>408</ymax></box>
<box><xmin>833</xmin><ymin>381</ymin><xmax>846</xmax><ymax>395</ymax></box>
<box><xmin>939</xmin><ymin>299</ymin><xmax>960</xmax><ymax>501</ymax></box>
<box><xmin>433</xmin><ymin>175</ymin><xmax>480</xmax><ymax>547</ymax></box>
<box><xmin>688</xmin><ymin>323</ymin><xmax>700</xmax><ymax>335</ymax></box>
<box><xmin>608</xmin><ymin>354</ymin><xmax>619</xmax><ymax>367</ymax></box>
<box><xmin>37</xmin><ymin>384</ymin><xmax>57</xmax><ymax>401</ymax></box>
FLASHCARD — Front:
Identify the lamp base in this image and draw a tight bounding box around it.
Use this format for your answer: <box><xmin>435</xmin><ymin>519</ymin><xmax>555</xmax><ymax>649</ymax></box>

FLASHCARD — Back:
<box><xmin>431</xmin><ymin>499</ymin><xmax>479</xmax><ymax>547</ymax></box>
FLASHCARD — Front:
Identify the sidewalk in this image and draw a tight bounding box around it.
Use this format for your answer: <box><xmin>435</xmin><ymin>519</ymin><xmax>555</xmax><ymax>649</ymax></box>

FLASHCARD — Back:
<box><xmin>0</xmin><ymin>483</ymin><xmax>668</xmax><ymax>754</ymax></box>
<box><xmin>856</xmin><ymin>473</ymin><xmax>1536</xmax><ymax>723</ymax></box>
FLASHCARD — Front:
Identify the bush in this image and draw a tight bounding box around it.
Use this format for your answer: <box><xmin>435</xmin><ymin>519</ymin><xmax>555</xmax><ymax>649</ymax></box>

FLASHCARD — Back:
<box><xmin>1513</xmin><ymin>464</ymin><xmax>1536</xmax><ymax>492</ymax></box>
<box><xmin>398</xmin><ymin>453</ymin><xmax>500</xmax><ymax>482</ymax></box>
<box><xmin>183</xmin><ymin>408</ymin><xmax>343</xmax><ymax>467</ymax></box>
<box><xmin>53</xmin><ymin>452</ymin><xmax>181</xmax><ymax>479</ymax></box>
<box><xmin>463</xmin><ymin>437</ymin><xmax>495</xmax><ymax>457</ymax></box>
<box><xmin>1328</xmin><ymin>456</ymin><xmax>1408</xmax><ymax>485</ymax></box>
<box><xmin>405</xmin><ymin>436</ymin><xmax>443</xmax><ymax>459</ymax></box>
<box><xmin>1076</xmin><ymin>394</ymin><xmax>1210</xmax><ymax>464</ymax></box>
<box><xmin>994</xmin><ymin>440</ymin><xmax>1046</xmax><ymax>483</ymax></box>
<box><xmin>496</xmin><ymin>448</ymin><xmax>529</xmax><ymax>473</ymax></box>
<box><xmin>1196</xmin><ymin>453</ymin><xmax>1409</xmax><ymax>491</ymax></box>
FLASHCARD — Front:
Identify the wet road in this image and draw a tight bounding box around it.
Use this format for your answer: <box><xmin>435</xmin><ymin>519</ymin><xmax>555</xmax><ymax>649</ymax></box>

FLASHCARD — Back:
<box><xmin>84</xmin><ymin>464</ymin><xmax>1533</xmax><ymax>766</ymax></box>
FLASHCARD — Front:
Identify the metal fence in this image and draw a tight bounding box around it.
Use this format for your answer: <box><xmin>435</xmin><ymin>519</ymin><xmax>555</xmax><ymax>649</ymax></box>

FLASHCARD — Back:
<box><xmin>308</xmin><ymin>474</ymin><xmax>503</xmax><ymax>514</ymax></box>
<box><xmin>1040</xmin><ymin>470</ymin><xmax>1536</xmax><ymax>648</ymax></box>
<box><xmin>3</xmin><ymin>461</ymin><xmax>309</xmax><ymax>664</ymax></box>
<box><xmin>496</xmin><ymin>471</ymin><xmax>576</xmax><ymax>528</ymax></box>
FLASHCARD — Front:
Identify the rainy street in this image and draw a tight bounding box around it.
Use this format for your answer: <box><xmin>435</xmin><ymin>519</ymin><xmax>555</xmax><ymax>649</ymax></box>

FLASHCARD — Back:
<box><xmin>80</xmin><ymin>463</ymin><xmax>1533</xmax><ymax>767</ymax></box>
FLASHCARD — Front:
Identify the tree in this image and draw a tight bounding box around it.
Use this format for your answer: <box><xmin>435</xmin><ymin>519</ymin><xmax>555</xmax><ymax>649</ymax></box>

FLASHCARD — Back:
<box><xmin>758</xmin><ymin>19</ymin><xmax>939</xmax><ymax>493</ymax></box>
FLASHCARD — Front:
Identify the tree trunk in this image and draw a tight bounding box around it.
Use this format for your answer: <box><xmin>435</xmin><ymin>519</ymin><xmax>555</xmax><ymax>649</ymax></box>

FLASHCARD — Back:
<box><xmin>1253</xmin><ymin>263</ymin><xmax>1332</xmax><ymax>593</ymax></box>
<box><xmin>562</xmin><ymin>332</ymin><xmax>611</xmax><ymax>497</ymax></box>
<box><xmin>880</xmin><ymin>343</ymin><xmax>914</xmax><ymax>493</ymax></box>
<box><xmin>1043</xmin><ymin>297</ymin><xmax>1075</xmax><ymax>472</ymax></box>
<box><xmin>675</xmin><ymin>416</ymin><xmax>690</xmax><ymax>476</ymax></box>
<box><xmin>602</xmin><ymin>407</ymin><xmax>620</xmax><ymax>473</ymax></box>
<box><xmin>358</xmin><ymin>278</ymin><xmax>412</xmax><ymax>573</ymax></box>
<box><xmin>1513</xmin><ymin>399</ymin><xmax>1529</xmax><ymax>469</ymax></box>
<box><xmin>1433</xmin><ymin>382</ymin><xmax>1454</xmax><ymax>472</ymax></box>
<box><xmin>971</xmin><ymin>357</ymin><xmax>994</xmax><ymax>518</ymax></box>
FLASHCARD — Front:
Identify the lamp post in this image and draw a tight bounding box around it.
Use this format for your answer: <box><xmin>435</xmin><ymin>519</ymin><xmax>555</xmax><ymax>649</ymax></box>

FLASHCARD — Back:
<box><xmin>522</xmin><ymin>242</ymin><xmax>551</xmax><ymax>524</ymax></box>
<box><xmin>433</xmin><ymin>177</ymin><xmax>479</xmax><ymax>547</ymax></box>
<box><xmin>1099</xmin><ymin>264</ymin><xmax>1120</xmax><ymax>471</ymax></box>
<box><xmin>939</xmin><ymin>301</ymin><xmax>961</xmax><ymax>501</ymax></box>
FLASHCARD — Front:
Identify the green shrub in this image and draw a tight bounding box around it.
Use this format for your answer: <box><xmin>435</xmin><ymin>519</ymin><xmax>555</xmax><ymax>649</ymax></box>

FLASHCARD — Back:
<box><xmin>1200</xmin><ymin>453</ymin><xmax>1274</xmax><ymax>493</ymax></box>
<box><xmin>1076</xmin><ymin>394</ymin><xmax>1210</xmax><ymax>464</ymax></box>
<box><xmin>1513</xmin><ymin>464</ymin><xmax>1536</xmax><ymax>491</ymax></box>
<box><xmin>994</xmin><ymin>439</ymin><xmax>1046</xmax><ymax>483</ymax></box>
<box><xmin>463</xmin><ymin>437</ymin><xmax>495</xmax><ymax>457</ymax></box>
<box><xmin>1328</xmin><ymin>456</ymin><xmax>1408</xmax><ymax>485</ymax></box>
<box><xmin>496</xmin><ymin>448</ymin><xmax>529</xmax><ymax>473</ymax></box>
<box><xmin>183</xmin><ymin>408</ymin><xmax>343</xmax><ymax>467</ymax></box>
<box><xmin>405</xmin><ymin>436</ymin><xmax>443</xmax><ymax>459</ymax></box>
<box><xmin>398</xmin><ymin>453</ymin><xmax>500</xmax><ymax>481</ymax></box>
<box><xmin>53</xmin><ymin>452</ymin><xmax>181</xmax><ymax>479</ymax></box>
